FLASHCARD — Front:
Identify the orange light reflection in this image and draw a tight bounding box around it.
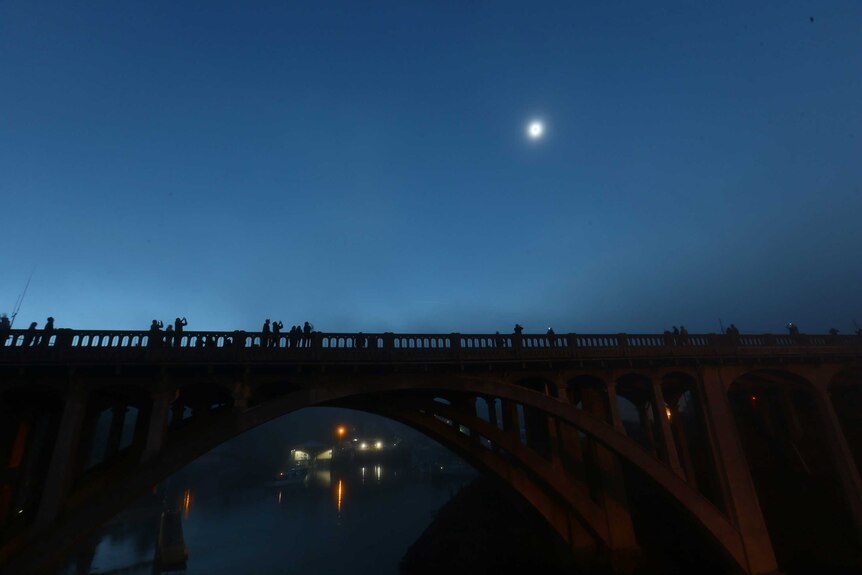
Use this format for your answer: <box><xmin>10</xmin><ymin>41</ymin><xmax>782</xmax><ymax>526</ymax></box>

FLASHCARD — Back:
<box><xmin>182</xmin><ymin>489</ymin><xmax>192</xmax><ymax>519</ymax></box>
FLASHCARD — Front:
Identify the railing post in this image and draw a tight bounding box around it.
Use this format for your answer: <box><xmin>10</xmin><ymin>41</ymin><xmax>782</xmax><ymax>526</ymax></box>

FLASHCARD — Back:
<box><xmin>382</xmin><ymin>332</ymin><xmax>394</xmax><ymax>350</ymax></box>
<box><xmin>449</xmin><ymin>333</ymin><xmax>460</xmax><ymax>349</ymax></box>
<box><xmin>449</xmin><ymin>333</ymin><xmax>461</xmax><ymax>361</ymax></box>
<box><xmin>233</xmin><ymin>331</ymin><xmax>246</xmax><ymax>350</ymax></box>
<box><xmin>54</xmin><ymin>329</ymin><xmax>72</xmax><ymax>349</ymax></box>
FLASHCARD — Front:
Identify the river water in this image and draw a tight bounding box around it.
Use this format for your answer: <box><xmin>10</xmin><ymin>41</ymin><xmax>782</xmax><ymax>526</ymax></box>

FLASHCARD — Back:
<box><xmin>68</xmin><ymin>461</ymin><xmax>473</xmax><ymax>575</ymax></box>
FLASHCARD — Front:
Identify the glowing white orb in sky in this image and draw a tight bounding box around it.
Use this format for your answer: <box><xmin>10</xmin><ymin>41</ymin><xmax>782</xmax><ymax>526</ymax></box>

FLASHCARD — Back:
<box><xmin>527</xmin><ymin>120</ymin><xmax>544</xmax><ymax>140</ymax></box>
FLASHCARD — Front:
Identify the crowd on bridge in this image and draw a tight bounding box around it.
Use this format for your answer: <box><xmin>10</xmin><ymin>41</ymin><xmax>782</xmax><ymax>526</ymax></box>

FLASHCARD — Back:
<box><xmin>2</xmin><ymin>312</ymin><xmax>861</xmax><ymax>350</ymax></box>
<box><xmin>145</xmin><ymin>318</ymin><xmax>317</xmax><ymax>348</ymax></box>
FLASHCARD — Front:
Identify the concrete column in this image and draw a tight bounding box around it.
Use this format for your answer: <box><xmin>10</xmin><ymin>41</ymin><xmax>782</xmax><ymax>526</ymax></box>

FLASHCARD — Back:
<box><xmin>485</xmin><ymin>396</ymin><xmax>498</xmax><ymax>429</ymax></box>
<box><xmin>698</xmin><ymin>367</ymin><xmax>778</xmax><ymax>574</ymax></box>
<box><xmin>140</xmin><ymin>392</ymin><xmax>173</xmax><ymax>463</ymax></box>
<box><xmin>0</xmin><ymin>420</ymin><xmax>29</xmax><ymax>524</ymax></box>
<box><xmin>33</xmin><ymin>385</ymin><xmax>89</xmax><ymax>530</ymax></box>
<box><xmin>500</xmin><ymin>399</ymin><xmax>519</xmax><ymax>436</ymax></box>
<box><xmin>103</xmin><ymin>405</ymin><xmax>127</xmax><ymax>460</ymax></box>
<box><xmin>606</xmin><ymin>380</ymin><xmax>624</xmax><ymax>432</ymax></box>
<box><xmin>568</xmin><ymin>513</ymin><xmax>598</xmax><ymax>563</ymax></box>
<box><xmin>669</xmin><ymin>404</ymin><xmax>698</xmax><ymax>488</ymax></box>
<box><xmin>232</xmin><ymin>382</ymin><xmax>250</xmax><ymax>410</ymax></box>
<box><xmin>557</xmin><ymin>420</ymin><xmax>585</xmax><ymax>481</ymax></box>
<box><xmin>483</xmin><ymin>397</ymin><xmax>501</xmax><ymax>453</ymax></box>
<box><xmin>637</xmin><ymin>403</ymin><xmax>657</xmax><ymax>455</ymax></box>
<box><xmin>778</xmin><ymin>389</ymin><xmax>803</xmax><ymax>442</ymax></box>
<box><xmin>651</xmin><ymin>379</ymin><xmax>683</xmax><ymax>476</ymax></box>
<box><xmin>814</xmin><ymin>384</ymin><xmax>862</xmax><ymax>543</ymax></box>
<box><xmin>546</xmin><ymin>415</ymin><xmax>562</xmax><ymax>465</ymax></box>
<box><xmin>581</xmin><ymin>385</ymin><xmax>639</xmax><ymax>566</ymax></box>
<box><xmin>11</xmin><ymin>412</ymin><xmax>54</xmax><ymax>527</ymax></box>
<box><xmin>169</xmin><ymin>396</ymin><xmax>185</xmax><ymax>428</ymax></box>
<box><xmin>524</xmin><ymin>406</ymin><xmax>551</xmax><ymax>458</ymax></box>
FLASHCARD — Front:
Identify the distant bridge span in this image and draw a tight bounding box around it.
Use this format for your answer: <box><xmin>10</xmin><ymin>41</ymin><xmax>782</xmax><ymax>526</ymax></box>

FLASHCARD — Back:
<box><xmin>1</xmin><ymin>329</ymin><xmax>861</xmax><ymax>573</ymax></box>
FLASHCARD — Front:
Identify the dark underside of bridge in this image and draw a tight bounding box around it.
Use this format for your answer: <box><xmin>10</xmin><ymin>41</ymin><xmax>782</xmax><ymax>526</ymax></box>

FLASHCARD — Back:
<box><xmin>1</xmin><ymin>329</ymin><xmax>861</xmax><ymax>574</ymax></box>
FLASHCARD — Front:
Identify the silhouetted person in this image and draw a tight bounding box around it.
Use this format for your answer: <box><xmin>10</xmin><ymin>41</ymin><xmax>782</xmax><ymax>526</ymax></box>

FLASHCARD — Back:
<box><xmin>547</xmin><ymin>327</ymin><xmax>556</xmax><ymax>346</ymax></box>
<box><xmin>495</xmin><ymin>331</ymin><xmax>504</xmax><ymax>348</ymax></box>
<box><xmin>303</xmin><ymin>322</ymin><xmax>313</xmax><ymax>347</ymax></box>
<box><xmin>272</xmin><ymin>321</ymin><xmax>283</xmax><ymax>347</ymax></box>
<box><xmin>672</xmin><ymin>326</ymin><xmax>680</xmax><ymax>336</ymax></box>
<box><xmin>829</xmin><ymin>327</ymin><xmax>839</xmax><ymax>336</ymax></box>
<box><xmin>148</xmin><ymin>320</ymin><xmax>163</xmax><ymax>348</ymax></box>
<box><xmin>679</xmin><ymin>325</ymin><xmax>688</xmax><ymax>344</ymax></box>
<box><xmin>289</xmin><ymin>325</ymin><xmax>298</xmax><ymax>348</ymax></box>
<box><xmin>38</xmin><ymin>316</ymin><xmax>54</xmax><ymax>346</ymax></box>
<box><xmin>165</xmin><ymin>324</ymin><xmax>174</xmax><ymax>347</ymax></box>
<box><xmin>262</xmin><ymin>319</ymin><xmax>271</xmax><ymax>347</ymax></box>
<box><xmin>513</xmin><ymin>324</ymin><xmax>523</xmax><ymax>335</ymax></box>
<box><xmin>25</xmin><ymin>322</ymin><xmax>37</xmax><ymax>346</ymax></box>
<box><xmin>0</xmin><ymin>314</ymin><xmax>10</xmax><ymax>348</ymax></box>
<box><xmin>786</xmin><ymin>323</ymin><xmax>799</xmax><ymax>336</ymax></box>
<box><xmin>174</xmin><ymin>317</ymin><xmax>187</xmax><ymax>347</ymax></box>
<box><xmin>726</xmin><ymin>324</ymin><xmax>739</xmax><ymax>336</ymax></box>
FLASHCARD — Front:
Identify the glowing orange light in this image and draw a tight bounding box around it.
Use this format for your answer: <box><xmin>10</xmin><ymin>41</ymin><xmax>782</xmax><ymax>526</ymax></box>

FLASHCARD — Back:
<box><xmin>336</xmin><ymin>426</ymin><xmax>346</xmax><ymax>438</ymax></box>
<box><xmin>337</xmin><ymin>479</ymin><xmax>343</xmax><ymax>513</ymax></box>
<box><xmin>182</xmin><ymin>489</ymin><xmax>192</xmax><ymax>519</ymax></box>
<box><xmin>665</xmin><ymin>406</ymin><xmax>672</xmax><ymax>420</ymax></box>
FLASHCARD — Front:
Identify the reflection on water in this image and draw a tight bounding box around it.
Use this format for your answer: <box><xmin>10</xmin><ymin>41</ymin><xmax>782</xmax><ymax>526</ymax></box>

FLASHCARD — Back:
<box><xmin>181</xmin><ymin>489</ymin><xmax>192</xmax><ymax>519</ymax></box>
<box><xmin>336</xmin><ymin>479</ymin><xmax>343</xmax><ymax>514</ymax></box>
<box><xmin>73</xmin><ymin>462</ymin><xmax>472</xmax><ymax>575</ymax></box>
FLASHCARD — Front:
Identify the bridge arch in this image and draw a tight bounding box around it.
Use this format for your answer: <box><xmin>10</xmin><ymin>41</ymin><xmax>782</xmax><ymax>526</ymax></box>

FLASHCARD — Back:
<box><xmin>1</xmin><ymin>374</ymin><xmax>756</xmax><ymax>574</ymax></box>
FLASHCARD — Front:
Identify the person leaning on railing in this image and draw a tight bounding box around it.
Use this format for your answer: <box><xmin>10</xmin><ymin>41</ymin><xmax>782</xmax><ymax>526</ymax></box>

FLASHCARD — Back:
<box><xmin>40</xmin><ymin>317</ymin><xmax>55</xmax><ymax>346</ymax></box>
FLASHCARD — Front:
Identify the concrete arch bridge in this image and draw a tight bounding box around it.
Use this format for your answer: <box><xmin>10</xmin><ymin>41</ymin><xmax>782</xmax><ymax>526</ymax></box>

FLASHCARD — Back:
<box><xmin>0</xmin><ymin>329</ymin><xmax>861</xmax><ymax>574</ymax></box>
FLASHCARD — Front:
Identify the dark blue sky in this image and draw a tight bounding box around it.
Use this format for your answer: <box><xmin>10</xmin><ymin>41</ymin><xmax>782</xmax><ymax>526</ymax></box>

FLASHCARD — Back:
<box><xmin>2</xmin><ymin>1</ymin><xmax>860</xmax><ymax>334</ymax></box>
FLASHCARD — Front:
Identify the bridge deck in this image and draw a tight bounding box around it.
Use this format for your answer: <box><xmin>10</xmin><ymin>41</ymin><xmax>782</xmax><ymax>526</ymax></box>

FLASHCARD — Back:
<box><xmin>2</xmin><ymin>329</ymin><xmax>860</xmax><ymax>366</ymax></box>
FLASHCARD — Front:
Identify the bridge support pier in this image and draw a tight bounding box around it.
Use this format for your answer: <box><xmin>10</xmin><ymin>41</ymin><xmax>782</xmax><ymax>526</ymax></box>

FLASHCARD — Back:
<box><xmin>103</xmin><ymin>405</ymin><xmax>126</xmax><ymax>460</ymax></box>
<box><xmin>33</xmin><ymin>386</ymin><xmax>88</xmax><ymax>530</ymax></box>
<box><xmin>813</xmin><ymin>381</ymin><xmax>862</xmax><ymax>544</ymax></box>
<box><xmin>582</xmin><ymin>385</ymin><xmax>640</xmax><ymax>573</ymax></box>
<box><xmin>651</xmin><ymin>379</ymin><xmax>684</xmax><ymax>476</ymax></box>
<box><xmin>699</xmin><ymin>367</ymin><xmax>778</xmax><ymax>574</ymax></box>
<box><xmin>141</xmin><ymin>392</ymin><xmax>173</xmax><ymax>463</ymax></box>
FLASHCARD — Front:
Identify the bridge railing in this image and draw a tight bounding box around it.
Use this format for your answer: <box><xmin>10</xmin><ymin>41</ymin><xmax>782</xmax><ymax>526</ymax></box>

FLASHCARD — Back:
<box><xmin>0</xmin><ymin>328</ymin><xmax>859</xmax><ymax>362</ymax></box>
